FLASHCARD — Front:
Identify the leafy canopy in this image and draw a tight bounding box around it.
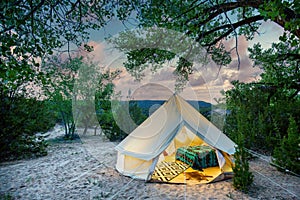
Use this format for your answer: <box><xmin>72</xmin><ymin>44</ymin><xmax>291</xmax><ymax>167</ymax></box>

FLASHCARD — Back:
<box><xmin>0</xmin><ymin>0</ymin><xmax>134</xmax><ymax>97</ymax></box>
<box><xmin>109</xmin><ymin>0</ymin><xmax>299</xmax><ymax>86</ymax></box>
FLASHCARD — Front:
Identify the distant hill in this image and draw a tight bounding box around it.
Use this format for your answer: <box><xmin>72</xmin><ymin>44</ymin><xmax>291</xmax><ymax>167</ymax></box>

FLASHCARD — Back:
<box><xmin>129</xmin><ymin>100</ymin><xmax>212</xmax><ymax>116</ymax></box>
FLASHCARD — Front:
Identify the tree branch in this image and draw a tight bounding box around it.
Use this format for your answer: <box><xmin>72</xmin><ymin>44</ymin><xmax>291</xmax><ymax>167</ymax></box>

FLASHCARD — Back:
<box><xmin>183</xmin><ymin>0</ymin><xmax>261</xmax><ymax>28</ymax></box>
<box><xmin>207</xmin><ymin>0</ymin><xmax>261</xmax><ymax>12</ymax></box>
<box><xmin>274</xmin><ymin>16</ymin><xmax>300</xmax><ymax>38</ymax></box>
<box><xmin>0</xmin><ymin>0</ymin><xmax>46</xmax><ymax>35</ymax></box>
<box><xmin>222</xmin><ymin>3</ymin><xmax>241</xmax><ymax>70</ymax></box>
<box><xmin>171</xmin><ymin>0</ymin><xmax>206</xmax><ymax>22</ymax></box>
<box><xmin>178</xmin><ymin>0</ymin><xmax>299</xmax><ymax>39</ymax></box>
<box><xmin>196</xmin><ymin>15</ymin><xmax>264</xmax><ymax>46</ymax></box>
<box><xmin>278</xmin><ymin>53</ymin><xmax>300</xmax><ymax>61</ymax></box>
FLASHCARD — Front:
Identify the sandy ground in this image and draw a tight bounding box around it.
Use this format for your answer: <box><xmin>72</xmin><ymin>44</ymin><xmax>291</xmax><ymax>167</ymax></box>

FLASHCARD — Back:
<box><xmin>0</xmin><ymin>125</ymin><xmax>299</xmax><ymax>200</ymax></box>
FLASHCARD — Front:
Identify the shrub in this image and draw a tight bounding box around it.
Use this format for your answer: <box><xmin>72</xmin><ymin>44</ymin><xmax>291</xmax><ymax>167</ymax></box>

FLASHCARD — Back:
<box><xmin>97</xmin><ymin>100</ymin><xmax>147</xmax><ymax>141</ymax></box>
<box><xmin>273</xmin><ymin>116</ymin><xmax>300</xmax><ymax>174</ymax></box>
<box><xmin>232</xmin><ymin>133</ymin><xmax>254</xmax><ymax>192</ymax></box>
<box><xmin>51</xmin><ymin>95</ymin><xmax>76</xmax><ymax>140</ymax></box>
<box><xmin>0</xmin><ymin>96</ymin><xmax>56</xmax><ymax>161</ymax></box>
<box><xmin>228</xmin><ymin>106</ymin><xmax>254</xmax><ymax>192</ymax></box>
<box><xmin>225</xmin><ymin>81</ymin><xmax>300</xmax><ymax>155</ymax></box>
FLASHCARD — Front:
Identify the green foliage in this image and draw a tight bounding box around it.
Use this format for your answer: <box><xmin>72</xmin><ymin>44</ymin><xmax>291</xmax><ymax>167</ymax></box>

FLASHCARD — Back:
<box><xmin>259</xmin><ymin>1</ymin><xmax>300</xmax><ymax>37</ymax></box>
<box><xmin>225</xmin><ymin>82</ymin><xmax>269</xmax><ymax>151</ymax></box>
<box><xmin>231</xmin><ymin>110</ymin><xmax>254</xmax><ymax>192</ymax></box>
<box><xmin>224</xmin><ymin>81</ymin><xmax>300</xmax><ymax>153</ymax></box>
<box><xmin>45</xmin><ymin>57</ymin><xmax>121</xmax><ymax>139</ymax></box>
<box><xmin>0</xmin><ymin>95</ymin><xmax>55</xmax><ymax>161</ymax></box>
<box><xmin>273</xmin><ymin>116</ymin><xmax>300</xmax><ymax>174</ymax></box>
<box><xmin>108</xmin><ymin>28</ymin><xmax>206</xmax><ymax>91</ymax></box>
<box><xmin>45</xmin><ymin>58</ymin><xmax>82</xmax><ymax>139</ymax></box>
<box><xmin>0</xmin><ymin>1</ymin><xmax>143</xmax><ymax>160</ymax></box>
<box><xmin>225</xmin><ymin>30</ymin><xmax>299</xmax><ymax>184</ymax></box>
<box><xmin>109</xmin><ymin>0</ymin><xmax>299</xmax><ymax>88</ymax></box>
<box><xmin>96</xmin><ymin>98</ymin><xmax>147</xmax><ymax>141</ymax></box>
<box><xmin>249</xmin><ymin>39</ymin><xmax>300</xmax><ymax>97</ymax></box>
<box><xmin>112</xmin><ymin>101</ymin><xmax>147</xmax><ymax>137</ymax></box>
<box><xmin>96</xmin><ymin>99</ymin><xmax>124</xmax><ymax>141</ymax></box>
<box><xmin>128</xmin><ymin>102</ymin><xmax>148</xmax><ymax>126</ymax></box>
<box><xmin>225</xmin><ymin>32</ymin><xmax>300</xmax><ymax>153</ymax></box>
<box><xmin>0</xmin><ymin>193</ymin><xmax>13</xmax><ymax>200</ymax></box>
<box><xmin>1</xmin><ymin>0</ymin><xmax>110</xmax><ymax>101</ymax></box>
<box><xmin>0</xmin><ymin>0</ymin><xmax>138</xmax><ymax>99</ymax></box>
<box><xmin>53</xmin><ymin>94</ymin><xmax>76</xmax><ymax>140</ymax></box>
<box><xmin>232</xmin><ymin>140</ymin><xmax>254</xmax><ymax>192</ymax></box>
<box><xmin>0</xmin><ymin>0</ymin><xmax>133</xmax><ymax>145</ymax></box>
<box><xmin>93</xmin><ymin>70</ymin><xmax>125</xmax><ymax>141</ymax></box>
<box><xmin>74</xmin><ymin>62</ymin><xmax>120</xmax><ymax>135</ymax></box>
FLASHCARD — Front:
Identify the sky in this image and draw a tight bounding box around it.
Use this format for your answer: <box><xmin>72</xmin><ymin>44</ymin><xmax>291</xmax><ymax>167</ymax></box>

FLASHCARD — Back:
<box><xmin>84</xmin><ymin>20</ymin><xmax>284</xmax><ymax>104</ymax></box>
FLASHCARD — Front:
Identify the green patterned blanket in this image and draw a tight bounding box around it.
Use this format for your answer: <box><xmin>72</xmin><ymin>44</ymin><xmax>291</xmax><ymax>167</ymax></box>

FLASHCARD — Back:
<box><xmin>175</xmin><ymin>145</ymin><xmax>218</xmax><ymax>170</ymax></box>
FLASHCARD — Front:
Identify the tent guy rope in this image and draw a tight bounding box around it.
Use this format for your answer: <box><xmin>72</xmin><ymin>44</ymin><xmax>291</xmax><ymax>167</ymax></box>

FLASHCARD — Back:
<box><xmin>245</xmin><ymin>148</ymin><xmax>299</xmax><ymax>198</ymax></box>
<box><xmin>246</xmin><ymin>148</ymin><xmax>300</xmax><ymax>177</ymax></box>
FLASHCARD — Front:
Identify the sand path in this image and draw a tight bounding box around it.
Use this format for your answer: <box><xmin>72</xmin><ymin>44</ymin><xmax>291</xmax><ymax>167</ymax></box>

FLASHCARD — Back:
<box><xmin>0</xmin><ymin>126</ymin><xmax>299</xmax><ymax>199</ymax></box>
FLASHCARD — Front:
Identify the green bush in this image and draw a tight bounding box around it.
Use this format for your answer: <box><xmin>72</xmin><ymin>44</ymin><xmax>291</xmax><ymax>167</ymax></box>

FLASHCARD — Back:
<box><xmin>51</xmin><ymin>96</ymin><xmax>76</xmax><ymax>140</ymax></box>
<box><xmin>97</xmin><ymin>100</ymin><xmax>147</xmax><ymax>141</ymax></box>
<box><xmin>273</xmin><ymin>116</ymin><xmax>300</xmax><ymax>174</ymax></box>
<box><xmin>0</xmin><ymin>96</ymin><xmax>56</xmax><ymax>161</ymax></box>
<box><xmin>0</xmin><ymin>193</ymin><xmax>13</xmax><ymax>200</ymax></box>
<box><xmin>230</xmin><ymin>109</ymin><xmax>254</xmax><ymax>192</ymax></box>
<box><xmin>232</xmin><ymin>143</ymin><xmax>254</xmax><ymax>192</ymax></box>
<box><xmin>224</xmin><ymin>81</ymin><xmax>300</xmax><ymax>154</ymax></box>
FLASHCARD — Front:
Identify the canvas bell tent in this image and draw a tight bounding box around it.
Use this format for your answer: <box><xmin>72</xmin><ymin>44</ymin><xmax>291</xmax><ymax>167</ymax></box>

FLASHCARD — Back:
<box><xmin>115</xmin><ymin>94</ymin><xmax>236</xmax><ymax>184</ymax></box>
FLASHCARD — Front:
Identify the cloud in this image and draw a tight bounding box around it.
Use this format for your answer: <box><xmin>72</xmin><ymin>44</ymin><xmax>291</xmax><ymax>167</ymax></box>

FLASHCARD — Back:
<box><xmin>112</xmin><ymin>67</ymin><xmax>174</xmax><ymax>100</ymax></box>
<box><xmin>89</xmin><ymin>41</ymin><xmax>105</xmax><ymax>61</ymax></box>
<box><xmin>130</xmin><ymin>83</ymin><xmax>174</xmax><ymax>100</ymax></box>
<box><xmin>220</xmin><ymin>35</ymin><xmax>263</xmax><ymax>84</ymax></box>
<box><xmin>150</xmin><ymin>68</ymin><xmax>176</xmax><ymax>82</ymax></box>
<box><xmin>188</xmin><ymin>75</ymin><xmax>207</xmax><ymax>87</ymax></box>
<box><xmin>249</xmin><ymin>21</ymin><xmax>284</xmax><ymax>49</ymax></box>
<box><xmin>223</xmin><ymin>55</ymin><xmax>262</xmax><ymax>83</ymax></box>
<box><xmin>224</xmin><ymin>36</ymin><xmax>250</xmax><ymax>60</ymax></box>
<box><xmin>83</xmin><ymin>29</ymin><xmax>268</xmax><ymax>102</ymax></box>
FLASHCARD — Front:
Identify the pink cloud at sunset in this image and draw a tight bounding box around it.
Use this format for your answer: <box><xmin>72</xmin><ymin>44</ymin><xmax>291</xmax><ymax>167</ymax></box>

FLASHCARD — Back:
<box><xmin>82</xmin><ymin>21</ymin><xmax>283</xmax><ymax>103</ymax></box>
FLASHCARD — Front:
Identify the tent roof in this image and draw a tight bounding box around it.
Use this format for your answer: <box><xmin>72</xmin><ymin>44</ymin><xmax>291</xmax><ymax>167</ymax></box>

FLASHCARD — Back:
<box><xmin>115</xmin><ymin>94</ymin><xmax>236</xmax><ymax>161</ymax></box>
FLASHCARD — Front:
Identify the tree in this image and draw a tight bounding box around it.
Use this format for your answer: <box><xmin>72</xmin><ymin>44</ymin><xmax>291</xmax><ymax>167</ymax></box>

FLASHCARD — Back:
<box><xmin>224</xmin><ymin>81</ymin><xmax>275</xmax><ymax>150</ymax></box>
<box><xmin>44</xmin><ymin>56</ymin><xmax>122</xmax><ymax>138</ymax></box>
<box><xmin>93</xmin><ymin>70</ymin><xmax>122</xmax><ymax>139</ymax></box>
<box><xmin>0</xmin><ymin>94</ymin><xmax>55</xmax><ymax>161</ymax></box>
<box><xmin>248</xmin><ymin>38</ymin><xmax>300</xmax><ymax>101</ymax></box>
<box><xmin>0</xmin><ymin>0</ymin><xmax>121</xmax><ymax>156</ymax></box>
<box><xmin>44</xmin><ymin>57</ymin><xmax>83</xmax><ymax>139</ymax></box>
<box><xmin>273</xmin><ymin>116</ymin><xmax>300</xmax><ymax>174</ymax></box>
<box><xmin>98</xmin><ymin>96</ymin><xmax>147</xmax><ymax>141</ymax></box>
<box><xmin>246</xmin><ymin>30</ymin><xmax>300</xmax><ymax>151</ymax></box>
<box><xmin>227</xmin><ymin>94</ymin><xmax>254</xmax><ymax>192</ymax></box>
<box><xmin>232</xmin><ymin>133</ymin><xmax>254</xmax><ymax>192</ymax></box>
<box><xmin>0</xmin><ymin>0</ymin><xmax>146</xmax><ymax>145</ymax></box>
<box><xmin>95</xmin><ymin>85</ymin><xmax>126</xmax><ymax>141</ymax></box>
<box><xmin>112</xmin><ymin>100</ymin><xmax>147</xmax><ymax>138</ymax></box>
<box><xmin>94</xmin><ymin>79</ymin><xmax>147</xmax><ymax>141</ymax></box>
<box><xmin>0</xmin><ymin>0</ymin><xmax>137</xmax><ymax>101</ymax></box>
<box><xmin>73</xmin><ymin>61</ymin><xmax>110</xmax><ymax>135</ymax></box>
<box><xmin>224</xmin><ymin>35</ymin><xmax>300</xmax><ymax>186</ymax></box>
<box><xmin>2</xmin><ymin>1</ymin><xmax>299</xmax><ymax>104</ymax></box>
<box><xmin>1</xmin><ymin>1</ymin><xmax>92</xmax><ymax>97</ymax></box>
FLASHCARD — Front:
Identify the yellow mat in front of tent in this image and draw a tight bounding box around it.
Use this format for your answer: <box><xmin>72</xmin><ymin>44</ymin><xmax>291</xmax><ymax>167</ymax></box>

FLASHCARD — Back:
<box><xmin>151</xmin><ymin>153</ymin><xmax>233</xmax><ymax>185</ymax></box>
<box><xmin>169</xmin><ymin>165</ymin><xmax>222</xmax><ymax>184</ymax></box>
<box><xmin>151</xmin><ymin>161</ymin><xmax>223</xmax><ymax>184</ymax></box>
